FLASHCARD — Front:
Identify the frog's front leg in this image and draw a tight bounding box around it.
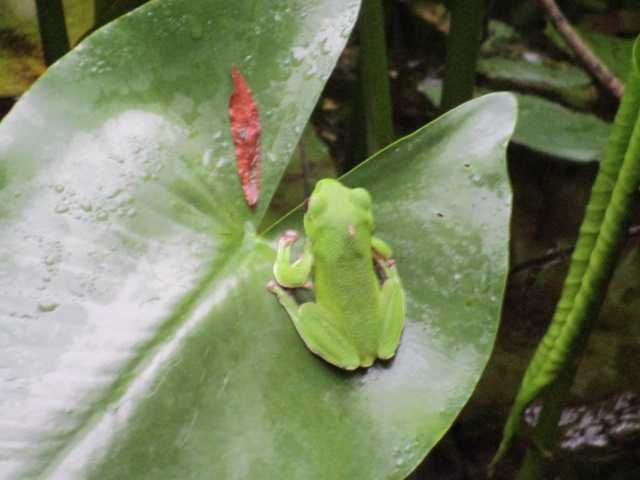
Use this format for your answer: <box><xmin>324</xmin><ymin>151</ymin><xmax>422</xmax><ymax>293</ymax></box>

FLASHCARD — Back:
<box><xmin>267</xmin><ymin>282</ymin><xmax>361</xmax><ymax>370</ymax></box>
<box><xmin>377</xmin><ymin>259</ymin><xmax>406</xmax><ymax>359</ymax></box>
<box><xmin>273</xmin><ymin>229</ymin><xmax>313</xmax><ymax>288</ymax></box>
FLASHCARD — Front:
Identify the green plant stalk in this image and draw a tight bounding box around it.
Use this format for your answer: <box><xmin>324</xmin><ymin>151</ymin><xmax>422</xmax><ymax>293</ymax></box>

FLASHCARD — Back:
<box><xmin>440</xmin><ymin>0</ymin><xmax>485</xmax><ymax>111</ymax></box>
<box><xmin>490</xmin><ymin>45</ymin><xmax>640</xmax><ymax>475</ymax></box>
<box><xmin>35</xmin><ymin>0</ymin><xmax>70</xmax><ymax>66</ymax></box>
<box><xmin>518</xmin><ymin>84</ymin><xmax>640</xmax><ymax>475</ymax></box>
<box><xmin>359</xmin><ymin>0</ymin><xmax>395</xmax><ymax>155</ymax></box>
<box><xmin>516</xmin><ymin>376</ymin><xmax>571</xmax><ymax>479</ymax></box>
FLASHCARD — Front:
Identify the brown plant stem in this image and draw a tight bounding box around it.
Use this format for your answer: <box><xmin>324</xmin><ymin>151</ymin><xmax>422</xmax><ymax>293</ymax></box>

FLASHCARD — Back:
<box><xmin>538</xmin><ymin>0</ymin><xmax>624</xmax><ymax>98</ymax></box>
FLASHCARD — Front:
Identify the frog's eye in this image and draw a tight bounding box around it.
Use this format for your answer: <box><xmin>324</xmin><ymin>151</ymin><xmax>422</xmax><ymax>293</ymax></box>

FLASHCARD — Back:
<box><xmin>349</xmin><ymin>188</ymin><xmax>372</xmax><ymax>209</ymax></box>
<box><xmin>307</xmin><ymin>193</ymin><xmax>328</xmax><ymax>217</ymax></box>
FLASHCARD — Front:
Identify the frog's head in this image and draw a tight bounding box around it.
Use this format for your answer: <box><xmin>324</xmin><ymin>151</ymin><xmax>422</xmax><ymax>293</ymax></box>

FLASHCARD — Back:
<box><xmin>303</xmin><ymin>178</ymin><xmax>374</xmax><ymax>240</ymax></box>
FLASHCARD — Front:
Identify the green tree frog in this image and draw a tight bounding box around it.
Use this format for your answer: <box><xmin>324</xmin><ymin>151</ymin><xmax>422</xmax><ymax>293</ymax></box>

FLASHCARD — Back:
<box><xmin>267</xmin><ymin>178</ymin><xmax>405</xmax><ymax>370</ymax></box>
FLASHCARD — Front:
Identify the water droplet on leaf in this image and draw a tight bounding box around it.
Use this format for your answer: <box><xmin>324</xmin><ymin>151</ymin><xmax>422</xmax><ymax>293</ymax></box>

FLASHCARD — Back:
<box><xmin>54</xmin><ymin>204</ymin><xmax>69</xmax><ymax>214</ymax></box>
<box><xmin>44</xmin><ymin>254</ymin><xmax>58</xmax><ymax>266</ymax></box>
<box><xmin>38</xmin><ymin>302</ymin><xmax>59</xmax><ymax>312</ymax></box>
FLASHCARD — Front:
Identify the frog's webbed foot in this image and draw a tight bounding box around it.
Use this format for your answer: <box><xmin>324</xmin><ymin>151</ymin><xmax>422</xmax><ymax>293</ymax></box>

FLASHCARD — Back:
<box><xmin>273</xmin><ymin>230</ymin><xmax>313</xmax><ymax>288</ymax></box>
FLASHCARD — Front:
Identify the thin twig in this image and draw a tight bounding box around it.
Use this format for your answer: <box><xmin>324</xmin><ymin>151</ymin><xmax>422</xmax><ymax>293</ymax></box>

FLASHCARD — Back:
<box><xmin>511</xmin><ymin>224</ymin><xmax>640</xmax><ymax>275</ymax></box>
<box><xmin>538</xmin><ymin>0</ymin><xmax>624</xmax><ymax>99</ymax></box>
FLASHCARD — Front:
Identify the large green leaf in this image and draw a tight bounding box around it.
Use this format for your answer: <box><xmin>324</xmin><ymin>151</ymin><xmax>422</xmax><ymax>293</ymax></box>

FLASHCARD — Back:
<box><xmin>513</xmin><ymin>93</ymin><xmax>611</xmax><ymax>162</ymax></box>
<box><xmin>477</xmin><ymin>55</ymin><xmax>596</xmax><ymax>107</ymax></box>
<box><xmin>0</xmin><ymin>0</ymin><xmax>516</xmax><ymax>477</ymax></box>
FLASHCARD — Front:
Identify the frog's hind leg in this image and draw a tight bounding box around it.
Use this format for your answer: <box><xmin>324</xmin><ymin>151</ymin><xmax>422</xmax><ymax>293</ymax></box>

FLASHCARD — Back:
<box><xmin>268</xmin><ymin>281</ymin><xmax>361</xmax><ymax>370</ymax></box>
<box><xmin>267</xmin><ymin>281</ymin><xmax>301</xmax><ymax>321</ymax></box>
<box><xmin>296</xmin><ymin>303</ymin><xmax>362</xmax><ymax>370</ymax></box>
<box><xmin>267</xmin><ymin>281</ymin><xmax>364</xmax><ymax>370</ymax></box>
<box><xmin>377</xmin><ymin>261</ymin><xmax>406</xmax><ymax>360</ymax></box>
<box><xmin>298</xmin><ymin>302</ymin><xmax>360</xmax><ymax>370</ymax></box>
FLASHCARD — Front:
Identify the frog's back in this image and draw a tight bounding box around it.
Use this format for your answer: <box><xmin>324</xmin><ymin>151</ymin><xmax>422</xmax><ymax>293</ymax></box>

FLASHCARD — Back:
<box><xmin>313</xmin><ymin>239</ymin><xmax>383</xmax><ymax>362</ymax></box>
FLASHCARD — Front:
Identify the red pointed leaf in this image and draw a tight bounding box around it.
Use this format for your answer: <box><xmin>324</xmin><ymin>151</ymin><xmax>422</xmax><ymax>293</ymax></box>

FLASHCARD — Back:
<box><xmin>228</xmin><ymin>65</ymin><xmax>261</xmax><ymax>209</ymax></box>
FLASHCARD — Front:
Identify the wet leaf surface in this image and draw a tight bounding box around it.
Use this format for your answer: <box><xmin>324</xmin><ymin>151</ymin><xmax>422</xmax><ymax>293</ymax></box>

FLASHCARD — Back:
<box><xmin>0</xmin><ymin>0</ymin><xmax>361</xmax><ymax>477</ymax></box>
<box><xmin>265</xmin><ymin>93</ymin><xmax>516</xmax><ymax>477</ymax></box>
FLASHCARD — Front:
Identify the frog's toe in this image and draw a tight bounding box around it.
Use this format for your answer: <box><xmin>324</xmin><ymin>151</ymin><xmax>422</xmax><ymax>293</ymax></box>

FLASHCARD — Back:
<box><xmin>279</xmin><ymin>229</ymin><xmax>299</xmax><ymax>246</ymax></box>
<box><xmin>377</xmin><ymin>348</ymin><xmax>398</xmax><ymax>361</ymax></box>
<box><xmin>360</xmin><ymin>356</ymin><xmax>375</xmax><ymax>368</ymax></box>
<box><xmin>340</xmin><ymin>361</ymin><xmax>360</xmax><ymax>371</ymax></box>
